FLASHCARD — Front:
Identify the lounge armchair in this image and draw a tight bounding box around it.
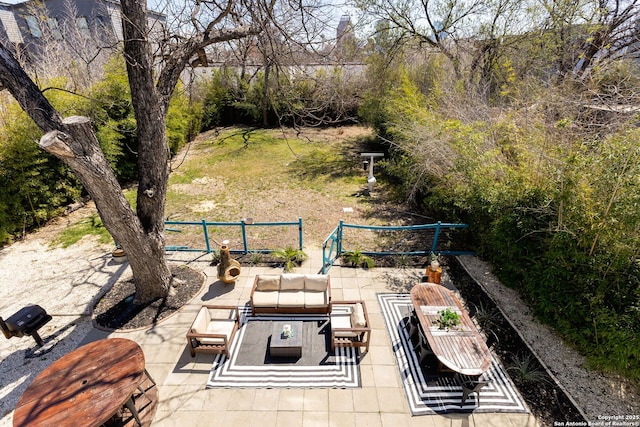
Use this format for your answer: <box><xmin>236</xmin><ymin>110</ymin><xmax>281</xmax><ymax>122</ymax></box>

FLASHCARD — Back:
<box><xmin>187</xmin><ymin>305</ymin><xmax>239</xmax><ymax>358</ymax></box>
<box><xmin>330</xmin><ymin>300</ymin><xmax>371</xmax><ymax>354</ymax></box>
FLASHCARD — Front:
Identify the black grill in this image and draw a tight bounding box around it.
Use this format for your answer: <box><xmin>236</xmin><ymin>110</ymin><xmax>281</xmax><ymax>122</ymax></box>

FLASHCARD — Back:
<box><xmin>1</xmin><ymin>304</ymin><xmax>52</xmax><ymax>347</ymax></box>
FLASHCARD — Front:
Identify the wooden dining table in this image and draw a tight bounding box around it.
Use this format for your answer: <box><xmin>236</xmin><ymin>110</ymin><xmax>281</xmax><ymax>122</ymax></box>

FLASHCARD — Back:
<box><xmin>410</xmin><ymin>283</ymin><xmax>492</xmax><ymax>376</ymax></box>
<box><xmin>13</xmin><ymin>338</ymin><xmax>155</xmax><ymax>427</ymax></box>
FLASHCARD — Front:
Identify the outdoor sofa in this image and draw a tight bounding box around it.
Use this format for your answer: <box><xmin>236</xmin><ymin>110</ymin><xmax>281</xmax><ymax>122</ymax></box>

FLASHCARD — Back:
<box><xmin>250</xmin><ymin>273</ymin><xmax>331</xmax><ymax>315</ymax></box>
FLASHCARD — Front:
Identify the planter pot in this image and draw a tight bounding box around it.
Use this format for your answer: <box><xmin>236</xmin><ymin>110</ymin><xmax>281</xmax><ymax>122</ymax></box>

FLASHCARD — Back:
<box><xmin>112</xmin><ymin>248</ymin><xmax>127</xmax><ymax>263</ymax></box>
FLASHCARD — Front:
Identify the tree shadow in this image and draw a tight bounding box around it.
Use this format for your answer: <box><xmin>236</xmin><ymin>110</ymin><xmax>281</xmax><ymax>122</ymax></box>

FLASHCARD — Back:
<box><xmin>0</xmin><ymin>316</ymin><xmax>96</xmax><ymax>420</ymax></box>
<box><xmin>0</xmin><ymin>252</ymin><xmax>131</xmax><ymax>422</ymax></box>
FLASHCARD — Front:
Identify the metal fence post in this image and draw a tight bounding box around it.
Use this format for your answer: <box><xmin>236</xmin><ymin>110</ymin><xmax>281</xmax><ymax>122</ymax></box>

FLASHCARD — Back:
<box><xmin>431</xmin><ymin>221</ymin><xmax>442</xmax><ymax>254</ymax></box>
<box><xmin>201</xmin><ymin>219</ymin><xmax>211</xmax><ymax>253</ymax></box>
<box><xmin>337</xmin><ymin>219</ymin><xmax>343</xmax><ymax>256</ymax></box>
<box><xmin>241</xmin><ymin>219</ymin><xmax>248</xmax><ymax>254</ymax></box>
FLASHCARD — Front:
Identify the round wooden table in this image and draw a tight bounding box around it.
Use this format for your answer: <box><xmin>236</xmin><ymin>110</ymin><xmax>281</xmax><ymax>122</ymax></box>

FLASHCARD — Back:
<box><xmin>13</xmin><ymin>338</ymin><xmax>149</xmax><ymax>427</ymax></box>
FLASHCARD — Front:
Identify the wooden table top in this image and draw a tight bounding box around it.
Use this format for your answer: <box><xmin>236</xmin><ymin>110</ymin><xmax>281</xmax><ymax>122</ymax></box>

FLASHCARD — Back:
<box><xmin>13</xmin><ymin>338</ymin><xmax>145</xmax><ymax>427</ymax></box>
<box><xmin>410</xmin><ymin>283</ymin><xmax>492</xmax><ymax>376</ymax></box>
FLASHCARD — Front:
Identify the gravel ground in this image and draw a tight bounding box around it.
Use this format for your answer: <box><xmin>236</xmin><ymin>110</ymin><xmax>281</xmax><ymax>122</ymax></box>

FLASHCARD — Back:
<box><xmin>457</xmin><ymin>254</ymin><xmax>640</xmax><ymax>423</ymax></box>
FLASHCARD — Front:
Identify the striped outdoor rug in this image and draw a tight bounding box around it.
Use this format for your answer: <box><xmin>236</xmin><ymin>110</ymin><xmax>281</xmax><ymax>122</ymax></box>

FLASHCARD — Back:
<box><xmin>378</xmin><ymin>293</ymin><xmax>529</xmax><ymax>415</ymax></box>
<box><xmin>206</xmin><ymin>306</ymin><xmax>360</xmax><ymax>388</ymax></box>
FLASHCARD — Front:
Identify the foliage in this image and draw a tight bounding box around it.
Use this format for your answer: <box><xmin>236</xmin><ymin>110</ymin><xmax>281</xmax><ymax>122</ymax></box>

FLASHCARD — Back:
<box><xmin>166</xmin><ymin>84</ymin><xmax>197</xmax><ymax>155</ymax></box>
<box><xmin>434</xmin><ymin>307</ymin><xmax>461</xmax><ymax>331</ymax></box>
<box><xmin>473</xmin><ymin>302</ymin><xmax>502</xmax><ymax>332</ymax></box>
<box><xmin>0</xmin><ymin>90</ymin><xmax>81</xmax><ymax>244</ymax></box>
<box><xmin>342</xmin><ymin>249</ymin><xmax>375</xmax><ymax>269</ymax></box>
<box><xmin>210</xmin><ymin>249</ymin><xmax>221</xmax><ymax>265</ymax></box>
<box><xmin>393</xmin><ymin>254</ymin><xmax>411</xmax><ymax>268</ymax></box>
<box><xmin>0</xmin><ymin>56</ymin><xmax>202</xmax><ymax>245</ymax></box>
<box><xmin>88</xmin><ymin>57</ymin><xmax>137</xmax><ymax>181</ymax></box>
<box><xmin>271</xmin><ymin>246</ymin><xmax>308</xmax><ymax>272</ymax></box>
<box><xmin>360</xmin><ymin>38</ymin><xmax>640</xmax><ymax>380</ymax></box>
<box><xmin>249</xmin><ymin>252</ymin><xmax>264</xmax><ymax>265</ymax></box>
<box><xmin>90</xmin><ymin>57</ymin><xmax>202</xmax><ymax>182</ymax></box>
<box><xmin>507</xmin><ymin>353</ymin><xmax>549</xmax><ymax>385</ymax></box>
<box><xmin>197</xmin><ymin>66</ymin><xmax>363</xmax><ymax>129</ymax></box>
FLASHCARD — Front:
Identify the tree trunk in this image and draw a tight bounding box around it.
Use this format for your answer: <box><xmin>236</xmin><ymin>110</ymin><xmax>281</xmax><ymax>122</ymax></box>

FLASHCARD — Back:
<box><xmin>0</xmin><ymin>43</ymin><xmax>171</xmax><ymax>305</ymax></box>
<box><xmin>120</xmin><ymin>0</ymin><xmax>172</xmax><ymax>303</ymax></box>
<box><xmin>40</xmin><ymin>118</ymin><xmax>172</xmax><ymax>303</ymax></box>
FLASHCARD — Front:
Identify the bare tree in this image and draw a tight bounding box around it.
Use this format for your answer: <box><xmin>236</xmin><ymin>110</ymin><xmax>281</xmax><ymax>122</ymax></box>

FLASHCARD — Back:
<box><xmin>571</xmin><ymin>0</ymin><xmax>640</xmax><ymax>78</ymax></box>
<box><xmin>0</xmin><ymin>0</ymin><xmax>267</xmax><ymax>303</ymax></box>
<box><xmin>353</xmin><ymin>0</ymin><xmax>491</xmax><ymax>78</ymax></box>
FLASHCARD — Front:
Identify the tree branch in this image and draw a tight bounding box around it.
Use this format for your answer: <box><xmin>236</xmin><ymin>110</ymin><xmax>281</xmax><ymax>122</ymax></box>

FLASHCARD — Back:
<box><xmin>0</xmin><ymin>44</ymin><xmax>63</xmax><ymax>133</ymax></box>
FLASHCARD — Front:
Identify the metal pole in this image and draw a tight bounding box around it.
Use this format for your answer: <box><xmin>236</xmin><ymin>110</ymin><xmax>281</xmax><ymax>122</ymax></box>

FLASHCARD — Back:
<box><xmin>201</xmin><ymin>219</ymin><xmax>211</xmax><ymax>253</ymax></box>
<box><xmin>241</xmin><ymin>219</ymin><xmax>248</xmax><ymax>254</ymax></box>
<box><xmin>431</xmin><ymin>221</ymin><xmax>442</xmax><ymax>254</ymax></box>
<box><xmin>298</xmin><ymin>217</ymin><xmax>303</xmax><ymax>251</ymax></box>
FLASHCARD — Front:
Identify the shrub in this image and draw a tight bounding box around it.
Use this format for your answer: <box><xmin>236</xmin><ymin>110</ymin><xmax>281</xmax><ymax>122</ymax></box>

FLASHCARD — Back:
<box><xmin>342</xmin><ymin>249</ymin><xmax>375</xmax><ymax>269</ymax></box>
<box><xmin>271</xmin><ymin>246</ymin><xmax>308</xmax><ymax>272</ymax></box>
<box><xmin>0</xmin><ymin>95</ymin><xmax>81</xmax><ymax>244</ymax></box>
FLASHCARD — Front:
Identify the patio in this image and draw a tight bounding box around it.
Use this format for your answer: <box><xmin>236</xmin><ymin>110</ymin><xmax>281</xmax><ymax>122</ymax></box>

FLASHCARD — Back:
<box><xmin>31</xmin><ymin>249</ymin><xmax>539</xmax><ymax>426</ymax></box>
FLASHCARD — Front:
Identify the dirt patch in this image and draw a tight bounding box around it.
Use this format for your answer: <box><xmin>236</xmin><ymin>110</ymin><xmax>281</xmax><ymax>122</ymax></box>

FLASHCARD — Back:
<box><xmin>92</xmin><ymin>265</ymin><xmax>204</xmax><ymax>331</ymax></box>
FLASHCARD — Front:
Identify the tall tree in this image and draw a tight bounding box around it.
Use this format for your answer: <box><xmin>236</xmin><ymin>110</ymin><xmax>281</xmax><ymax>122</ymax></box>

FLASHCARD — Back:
<box><xmin>0</xmin><ymin>0</ymin><xmax>266</xmax><ymax>303</ymax></box>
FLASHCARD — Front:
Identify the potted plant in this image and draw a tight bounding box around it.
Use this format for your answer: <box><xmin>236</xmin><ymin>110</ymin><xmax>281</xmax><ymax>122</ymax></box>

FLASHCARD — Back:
<box><xmin>341</xmin><ymin>249</ymin><xmax>375</xmax><ymax>269</ymax></box>
<box><xmin>271</xmin><ymin>246</ymin><xmax>308</xmax><ymax>272</ymax></box>
<box><xmin>434</xmin><ymin>307</ymin><xmax>461</xmax><ymax>331</ymax></box>
<box><xmin>429</xmin><ymin>252</ymin><xmax>440</xmax><ymax>271</ymax></box>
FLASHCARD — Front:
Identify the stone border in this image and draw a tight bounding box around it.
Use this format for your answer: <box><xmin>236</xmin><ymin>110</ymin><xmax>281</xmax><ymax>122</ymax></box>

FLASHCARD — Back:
<box><xmin>91</xmin><ymin>266</ymin><xmax>207</xmax><ymax>333</ymax></box>
<box><xmin>454</xmin><ymin>256</ymin><xmax>588</xmax><ymax>423</ymax></box>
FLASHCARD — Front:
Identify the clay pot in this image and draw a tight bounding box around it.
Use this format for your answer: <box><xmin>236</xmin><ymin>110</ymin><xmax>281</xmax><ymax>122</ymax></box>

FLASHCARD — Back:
<box><xmin>217</xmin><ymin>245</ymin><xmax>241</xmax><ymax>284</ymax></box>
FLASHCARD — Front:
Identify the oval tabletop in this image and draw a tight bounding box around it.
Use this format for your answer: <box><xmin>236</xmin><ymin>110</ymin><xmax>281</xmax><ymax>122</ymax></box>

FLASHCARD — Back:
<box><xmin>410</xmin><ymin>283</ymin><xmax>492</xmax><ymax>376</ymax></box>
<box><xmin>13</xmin><ymin>338</ymin><xmax>145</xmax><ymax>427</ymax></box>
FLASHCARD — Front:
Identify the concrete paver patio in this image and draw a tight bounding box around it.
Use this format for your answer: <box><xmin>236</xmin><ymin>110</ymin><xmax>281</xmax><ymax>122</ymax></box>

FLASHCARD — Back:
<box><xmin>65</xmin><ymin>250</ymin><xmax>540</xmax><ymax>426</ymax></box>
<box><xmin>80</xmin><ymin>251</ymin><xmax>539</xmax><ymax>427</ymax></box>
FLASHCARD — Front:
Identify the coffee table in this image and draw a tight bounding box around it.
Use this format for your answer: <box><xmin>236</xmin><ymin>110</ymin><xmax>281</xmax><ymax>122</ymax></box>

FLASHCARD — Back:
<box><xmin>270</xmin><ymin>321</ymin><xmax>303</xmax><ymax>358</ymax></box>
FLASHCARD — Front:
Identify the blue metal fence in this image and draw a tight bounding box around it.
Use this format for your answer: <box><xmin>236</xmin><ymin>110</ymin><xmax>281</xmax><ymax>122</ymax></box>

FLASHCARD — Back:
<box><xmin>321</xmin><ymin>220</ymin><xmax>473</xmax><ymax>273</ymax></box>
<box><xmin>164</xmin><ymin>217</ymin><xmax>303</xmax><ymax>254</ymax></box>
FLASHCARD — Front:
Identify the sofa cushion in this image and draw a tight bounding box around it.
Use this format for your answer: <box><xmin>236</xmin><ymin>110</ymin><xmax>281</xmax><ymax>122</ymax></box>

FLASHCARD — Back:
<box><xmin>255</xmin><ymin>275</ymin><xmax>281</xmax><ymax>291</ymax></box>
<box><xmin>305</xmin><ymin>291</ymin><xmax>329</xmax><ymax>308</ymax></box>
<box><xmin>277</xmin><ymin>291</ymin><xmax>306</xmax><ymax>307</ymax></box>
<box><xmin>191</xmin><ymin>307</ymin><xmax>211</xmax><ymax>333</ymax></box>
<box><xmin>331</xmin><ymin>313</ymin><xmax>358</xmax><ymax>338</ymax></box>
<box><xmin>252</xmin><ymin>291</ymin><xmax>279</xmax><ymax>307</ymax></box>
<box><xmin>304</xmin><ymin>274</ymin><xmax>328</xmax><ymax>292</ymax></box>
<box><xmin>279</xmin><ymin>274</ymin><xmax>305</xmax><ymax>291</ymax></box>
<box><xmin>351</xmin><ymin>303</ymin><xmax>367</xmax><ymax>328</ymax></box>
<box><xmin>199</xmin><ymin>319</ymin><xmax>236</xmax><ymax>345</ymax></box>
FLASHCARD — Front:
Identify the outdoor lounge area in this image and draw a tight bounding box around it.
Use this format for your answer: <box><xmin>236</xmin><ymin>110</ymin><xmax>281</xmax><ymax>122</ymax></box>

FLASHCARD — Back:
<box><xmin>4</xmin><ymin>249</ymin><xmax>538</xmax><ymax>427</ymax></box>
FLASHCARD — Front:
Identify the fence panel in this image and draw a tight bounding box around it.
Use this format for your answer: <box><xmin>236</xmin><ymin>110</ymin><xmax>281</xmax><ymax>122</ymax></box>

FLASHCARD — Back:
<box><xmin>321</xmin><ymin>221</ymin><xmax>473</xmax><ymax>273</ymax></box>
<box><xmin>164</xmin><ymin>218</ymin><xmax>303</xmax><ymax>254</ymax></box>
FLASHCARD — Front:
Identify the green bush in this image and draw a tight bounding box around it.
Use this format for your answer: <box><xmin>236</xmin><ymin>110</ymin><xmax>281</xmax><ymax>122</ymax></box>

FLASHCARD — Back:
<box><xmin>366</xmin><ymin>63</ymin><xmax>640</xmax><ymax>380</ymax></box>
<box><xmin>0</xmin><ymin>101</ymin><xmax>81</xmax><ymax>244</ymax></box>
<box><xmin>0</xmin><ymin>56</ymin><xmax>202</xmax><ymax>244</ymax></box>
